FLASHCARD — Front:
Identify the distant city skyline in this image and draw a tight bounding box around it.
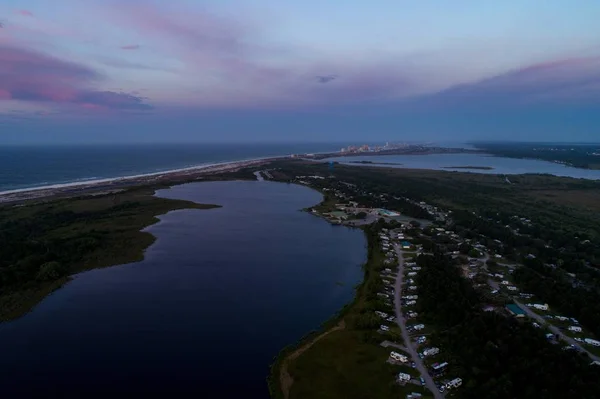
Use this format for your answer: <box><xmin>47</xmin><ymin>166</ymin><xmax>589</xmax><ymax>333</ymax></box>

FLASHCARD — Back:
<box><xmin>1</xmin><ymin>0</ymin><xmax>599</xmax><ymax>143</ymax></box>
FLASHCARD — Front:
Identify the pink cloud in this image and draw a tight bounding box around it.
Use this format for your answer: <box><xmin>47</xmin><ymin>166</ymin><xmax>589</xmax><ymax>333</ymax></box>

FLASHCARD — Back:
<box><xmin>120</xmin><ymin>44</ymin><xmax>140</xmax><ymax>50</ymax></box>
<box><xmin>16</xmin><ymin>10</ymin><xmax>34</xmax><ymax>17</ymax></box>
<box><xmin>0</xmin><ymin>45</ymin><xmax>152</xmax><ymax>110</ymax></box>
<box><xmin>107</xmin><ymin>3</ymin><xmax>421</xmax><ymax>108</ymax></box>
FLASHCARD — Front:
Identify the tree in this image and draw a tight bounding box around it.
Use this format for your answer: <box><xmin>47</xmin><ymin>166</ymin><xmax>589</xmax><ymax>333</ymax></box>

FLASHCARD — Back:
<box><xmin>36</xmin><ymin>261</ymin><xmax>67</xmax><ymax>281</ymax></box>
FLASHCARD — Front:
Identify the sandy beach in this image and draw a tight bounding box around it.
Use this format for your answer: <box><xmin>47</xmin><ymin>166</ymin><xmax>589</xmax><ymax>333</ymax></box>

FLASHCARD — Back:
<box><xmin>0</xmin><ymin>157</ymin><xmax>282</xmax><ymax>204</ymax></box>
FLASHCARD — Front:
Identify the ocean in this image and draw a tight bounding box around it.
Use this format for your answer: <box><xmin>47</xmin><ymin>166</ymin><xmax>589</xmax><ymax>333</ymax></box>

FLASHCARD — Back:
<box><xmin>0</xmin><ymin>143</ymin><xmax>344</xmax><ymax>193</ymax></box>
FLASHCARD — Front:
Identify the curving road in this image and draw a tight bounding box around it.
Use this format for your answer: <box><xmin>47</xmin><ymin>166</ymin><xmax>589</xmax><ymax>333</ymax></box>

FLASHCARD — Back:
<box><xmin>393</xmin><ymin>244</ymin><xmax>444</xmax><ymax>399</ymax></box>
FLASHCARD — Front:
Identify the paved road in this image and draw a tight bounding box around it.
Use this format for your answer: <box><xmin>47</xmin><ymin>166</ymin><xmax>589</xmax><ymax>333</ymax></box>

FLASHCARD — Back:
<box><xmin>512</xmin><ymin>298</ymin><xmax>600</xmax><ymax>362</ymax></box>
<box><xmin>394</xmin><ymin>244</ymin><xmax>444</xmax><ymax>399</ymax></box>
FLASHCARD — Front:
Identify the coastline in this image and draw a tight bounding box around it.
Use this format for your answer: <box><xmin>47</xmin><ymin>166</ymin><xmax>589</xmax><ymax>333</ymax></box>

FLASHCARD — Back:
<box><xmin>0</xmin><ymin>156</ymin><xmax>282</xmax><ymax>204</ymax></box>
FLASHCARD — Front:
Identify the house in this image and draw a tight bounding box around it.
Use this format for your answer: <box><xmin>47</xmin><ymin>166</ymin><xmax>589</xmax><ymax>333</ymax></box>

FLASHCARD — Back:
<box><xmin>568</xmin><ymin>326</ymin><xmax>582</xmax><ymax>333</ymax></box>
<box><xmin>375</xmin><ymin>311</ymin><xmax>388</xmax><ymax>318</ymax></box>
<box><xmin>432</xmin><ymin>362</ymin><xmax>448</xmax><ymax>372</ymax></box>
<box><xmin>408</xmin><ymin>286</ymin><xmax>417</xmax><ymax>291</ymax></box>
<box><xmin>408</xmin><ymin>272</ymin><xmax>417</xmax><ymax>277</ymax></box>
<box><xmin>555</xmin><ymin>316</ymin><xmax>568</xmax><ymax>321</ymax></box>
<box><xmin>413</xmin><ymin>324</ymin><xmax>425</xmax><ymax>331</ymax></box>
<box><xmin>380</xmin><ymin>325</ymin><xmax>390</xmax><ymax>332</ymax></box>
<box><xmin>584</xmin><ymin>338</ymin><xmax>600</xmax><ymax>347</ymax></box>
<box><xmin>507</xmin><ymin>286</ymin><xmax>518</xmax><ymax>291</ymax></box>
<box><xmin>506</xmin><ymin>304</ymin><xmax>526</xmax><ymax>318</ymax></box>
<box><xmin>406</xmin><ymin>300</ymin><xmax>417</xmax><ymax>306</ymax></box>
<box><xmin>397</xmin><ymin>372</ymin><xmax>411</xmax><ymax>383</ymax></box>
<box><xmin>447</xmin><ymin>378</ymin><xmax>463</xmax><ymax>389</ymax></box>
<box><xmin>423</xmin><ymin>347</ymin><xmax>439</xmax><ymax>357</ymax></box>
<box><xmin>531</xmin><ymin>303</ymin><xmax>549</xmax><ymax>311</ymax></box>
<box><xmin>390</xmin><ymin>351</ymin><xmax>408</xmax><ymax>363</ymax></box>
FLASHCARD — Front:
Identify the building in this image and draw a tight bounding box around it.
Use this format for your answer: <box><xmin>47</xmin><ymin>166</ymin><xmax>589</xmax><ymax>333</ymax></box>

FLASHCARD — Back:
<box><xmin>568</xmin><ymin>326</ymin><xmax>582</xmax><ymax>333</ymax></box>
<box><xmin>397</xmin><ymin>372</ymin><xmax>411</xmax><ymax>383</ymax></box>
<box><xmin>506</xmin><ymin>304</ymin><xmax>526</xmax><ymax>318</ymax></box>
<box><xmin>390</xmin><ymin>351</ymin><xmax>408</xmax><ymax>363</ymax></box>
<box><xmin>584</xmin><ymin>338</ymin><xmax>600</xmax><ymax>347</ymax></box>
<box><xmin>530</xmin><ymin>303</ymin><xmax>549</xmax><ymax>311</ymax></box>
<box><xmin>423</xmin><ymin>347</ymin><xmax>440</xmax><ymax>357</ymax></box>
<box><xmin>447</xmin><ymin>378</ymin><xmax>463</xmax><ymax>389</ymax></box>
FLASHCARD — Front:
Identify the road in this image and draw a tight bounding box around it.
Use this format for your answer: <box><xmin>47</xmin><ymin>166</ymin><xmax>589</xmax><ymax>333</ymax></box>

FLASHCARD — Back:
<box><xmin>512</xmin><ymin>298</ymin><xmax>600</xmax><ymax>362</ymax></box>
<box><xmin>393</xmin><ymin>244</ymin><xmax>444</xmax><ymax>399</ymax></box>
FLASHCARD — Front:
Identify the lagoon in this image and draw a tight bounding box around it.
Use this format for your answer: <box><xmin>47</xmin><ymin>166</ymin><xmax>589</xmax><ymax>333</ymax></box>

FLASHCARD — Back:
<box><xmin>326</xmin><ymin>153</ymin><xmax>600</xmax><ymax>180</ymax></box>
<box><xmin>0</xmin><ymin>181</ymin><xmax>366</xmax><ymax>398</ymax></box>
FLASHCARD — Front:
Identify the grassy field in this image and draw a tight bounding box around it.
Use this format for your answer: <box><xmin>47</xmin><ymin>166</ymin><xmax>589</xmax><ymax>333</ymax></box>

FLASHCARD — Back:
<box><xmin>0</xmin><ymin>185</ymin><xmax>219</xmax><ymax>321</ymax></box>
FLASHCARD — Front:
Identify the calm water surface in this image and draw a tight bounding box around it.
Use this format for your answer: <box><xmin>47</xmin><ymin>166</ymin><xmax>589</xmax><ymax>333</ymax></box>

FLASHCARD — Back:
<box><xmin>326</xmin><ymin>153</ymin><xmax>600</xmax><ymax>180</ymax></box>
<box><xmin>0</xmin><ymin>181</ymin><xmax>366</xmax><ymax>398</ymax></box>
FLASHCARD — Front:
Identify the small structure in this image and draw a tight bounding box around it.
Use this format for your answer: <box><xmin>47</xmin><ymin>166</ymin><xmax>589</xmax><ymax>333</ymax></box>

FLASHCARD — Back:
<box><xmin>390</xmin><ymin>351</ymin><xmax>408</xmax><ymax>363</ymax></box>
<box><xmin>446</xmin><ymin>378</ymin><xmax>463</xmax><ymax>389</ymax></box>
<box><xmin>423</xmin><ymin>347</ymin><xmax>439</xmax><ymax>357</ymax></box>
<box><xmin>506</xmin><ymin>304</ymin><xmax>526</xmax><ymax>318</ymax></box>
<box><xmin>397</xmin><ymin>372</ymin><xmax>411</xmax><ymax>383</ymax></box>
<box><xmin>530</xmin><ymin>303</ymin><xmax>549</xmax><ymax>311</ymax></box>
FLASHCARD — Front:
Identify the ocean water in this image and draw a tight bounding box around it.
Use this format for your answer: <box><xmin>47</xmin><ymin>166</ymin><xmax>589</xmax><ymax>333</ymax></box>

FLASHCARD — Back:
<box><xmin>0</xmin><ymin>181</ymin><xmax>366</xmax><ymax>398</ymax></box>
<box><xmin>0</xmin><ymin>143</ymin><xmax>343</xmax><ymax>192</ymax></box>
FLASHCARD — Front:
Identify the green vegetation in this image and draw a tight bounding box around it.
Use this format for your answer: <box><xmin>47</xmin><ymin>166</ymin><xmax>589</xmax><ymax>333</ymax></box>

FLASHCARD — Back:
<box><xmin>415</xmin><ymin>252</ymin><xmax>600</xmax><ymax>398</ymax></box>
<box><xmin>472</xmin><ymin>142</ymin><xmax>600</xmax><ymax>170</ymax></box>
<box><xmin>269</xmin><ymin>220</ymin><xmax>430</xmax><ymax>399</ymax></box>
<box><xmin>0</xmin><ymin>187</ymin><xmax>219</xmax><ymax>321</ymax></box>
<box><xmin>514</xmin><ymin>260</ymin><xmax>600</xmax><ymax>338</ymax></box>
<box><xmin>268</xmin><ymin>159</ymin><xmax>600</xmax><ymax>397</ymax></box>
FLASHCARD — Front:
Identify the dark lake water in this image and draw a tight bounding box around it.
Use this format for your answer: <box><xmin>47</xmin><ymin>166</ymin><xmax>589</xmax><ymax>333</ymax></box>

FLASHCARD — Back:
<box><xmin>325</xmin><ymin>153</ymin><xmax>600</xmax><ymax>180</ymax></box>
<box><xmin>0</xmin><ymin>181</ymin><xmax>366</xmax><ymax>398</ymax></box>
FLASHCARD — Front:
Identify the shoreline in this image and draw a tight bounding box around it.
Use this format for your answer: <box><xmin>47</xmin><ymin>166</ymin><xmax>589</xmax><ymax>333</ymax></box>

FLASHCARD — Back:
<box><xmin>0</xmin><ymin>156</ymin><xmax>283</xmax><ymax>204</ymax></box>
<box><xmin>0</xmin><ymin>185</ymin><xmax>221</xmax><ymax>322</ymax></box>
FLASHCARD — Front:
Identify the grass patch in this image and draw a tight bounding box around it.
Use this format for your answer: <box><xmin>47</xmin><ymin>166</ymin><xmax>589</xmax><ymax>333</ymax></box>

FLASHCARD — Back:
<box><xmin>269</xmin><ymin>218</ymin><xmax>433</xmax><ymax>399</ymax></box>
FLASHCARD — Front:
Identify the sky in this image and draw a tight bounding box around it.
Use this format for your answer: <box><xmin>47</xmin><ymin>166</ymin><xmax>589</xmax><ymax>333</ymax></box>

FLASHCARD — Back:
<box><xmin>1</xmin><ymin>0</ymin><xmax>599</xmax><ymax>144</ymax></box>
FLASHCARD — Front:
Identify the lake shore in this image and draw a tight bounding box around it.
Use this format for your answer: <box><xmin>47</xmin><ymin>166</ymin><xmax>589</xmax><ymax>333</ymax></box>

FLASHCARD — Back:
<box><xmin>442</xmin><ymin>165</ymin><xmax>494</xmax><ymax>170</ymax></box>
<box><xmin>0</xmin><ymin>185</ymin><xmax>222</xmax><ymax>322</ymax></box>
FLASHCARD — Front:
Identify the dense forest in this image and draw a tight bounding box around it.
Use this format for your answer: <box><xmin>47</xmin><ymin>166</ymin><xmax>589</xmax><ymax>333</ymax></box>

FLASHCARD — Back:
<box><xmin>472</xmin><ymin>142</ymin><xmax>600</xmax><ymax>170</ymax></box>
<box><xmin>0</xmin><ymin>188</ymin><xmax>213</xmax><ymax>320</ymax></box>
<box><xmin>514</xmin><ymin>260</ymin><xmax>600</xmax><ymax>338</ymax></box>
<box><xmin>415</xmin><ymin>252</ymin><xmax>600</xmax><ymax>399</ymax></box>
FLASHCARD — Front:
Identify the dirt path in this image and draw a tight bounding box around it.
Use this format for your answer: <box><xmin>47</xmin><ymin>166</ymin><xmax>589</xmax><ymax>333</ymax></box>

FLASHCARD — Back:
<box><xmin>279</xmin><ymin>320</ymin><xmax>346</xmax><ymax>399</ymax></box>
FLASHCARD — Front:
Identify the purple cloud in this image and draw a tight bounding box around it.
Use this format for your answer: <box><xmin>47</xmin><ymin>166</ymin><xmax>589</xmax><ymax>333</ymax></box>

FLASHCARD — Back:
<box><xmin>108</xmin><ymin>3</ymin><xmax>420</xmax><ymax>108</ymax></box>
<box><xmin>120</xmin><ymin>44</ymin><xmax>140</xmax><ymax>50</ymax></box>
<box><xmin>0</xmin><ymin>45</ymin><xmax>152</xmax><ymax>110</ymax></box>
<box><xmin>425</xmin><ymin>56</ymin><xmax>600</xmax><ymax>108</ymax></box>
